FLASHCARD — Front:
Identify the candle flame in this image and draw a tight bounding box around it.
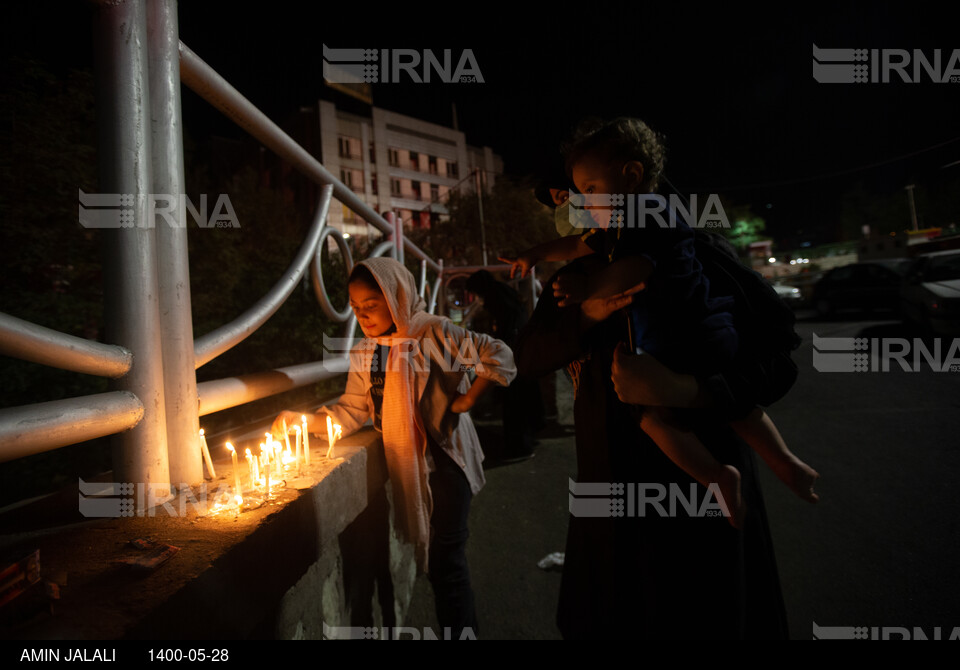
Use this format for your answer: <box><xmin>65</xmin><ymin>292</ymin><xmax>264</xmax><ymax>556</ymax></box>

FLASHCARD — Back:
<box><xmin>199</xmin><ymin>428</ymin><xmax>205</xmax><ymax>437</ymax></box>
<box><xmin>226</xmin><ymin>442</ymin><xmax>235</xmax><ymax>453</ymax></box>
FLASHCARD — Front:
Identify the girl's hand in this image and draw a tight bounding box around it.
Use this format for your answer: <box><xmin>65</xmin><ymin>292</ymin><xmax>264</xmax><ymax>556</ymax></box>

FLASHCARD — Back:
<box><xmin>450</xmin><ymin>393</ymin><xmax>475</xmax><ymax>413</ymax></box>
<box><xmin>270</xmin><ymin>410</ymin><xmax>308</xmax><ymax>442</ymax></box>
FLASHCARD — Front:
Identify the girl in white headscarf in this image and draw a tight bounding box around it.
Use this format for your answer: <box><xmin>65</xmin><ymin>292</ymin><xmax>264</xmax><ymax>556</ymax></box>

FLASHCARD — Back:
<box><xmin>274</xmin><ymin>257</ymin><xmax>516</xmax><ymax>637</ymax></box>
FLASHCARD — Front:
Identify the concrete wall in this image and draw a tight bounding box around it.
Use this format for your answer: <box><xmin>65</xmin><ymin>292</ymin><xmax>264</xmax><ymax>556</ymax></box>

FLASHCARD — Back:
<box><xmin>2</xmin><ymin>428</ymin><xmax>418</xmax><ymax>640</ymax></box>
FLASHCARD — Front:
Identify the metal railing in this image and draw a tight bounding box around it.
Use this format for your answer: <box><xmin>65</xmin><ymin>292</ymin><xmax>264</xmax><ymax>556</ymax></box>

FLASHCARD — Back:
<box><xmin>0</xmin><ymin>0</ymin><xmax>530</xmax><ymax>503</ymax></box>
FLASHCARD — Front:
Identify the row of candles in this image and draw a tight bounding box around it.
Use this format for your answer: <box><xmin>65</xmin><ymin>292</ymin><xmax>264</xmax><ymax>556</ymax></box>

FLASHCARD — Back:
<box><xmin>198</xmin><ymin>414</ymin><xmax>342</xmax><ymax>508</ymax></box>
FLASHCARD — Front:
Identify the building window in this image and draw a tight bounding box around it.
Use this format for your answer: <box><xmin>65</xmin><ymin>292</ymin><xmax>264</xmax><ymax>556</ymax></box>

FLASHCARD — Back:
<box><xmin>428</xmin><ymin>155</ymin><xmax>438</xmax><ymax>175</ymax></box>
<box><xmin>369</xmin><ymin>142</ymin><xmax>376</xmax><ymax>164</ymax></box>
<box><xmin>446</xmin><ymin>161</ymin><xmax>458</xmax><ymax>178</ymax></box>
<box><xmin>390</xmin><ymin>178</ymin><xmax>402</xmax><ymax>196</ymax></box>
<box><xmin>411</xmin><ymin>181</ymin><xmax>422</xmax><ymax>201</ymax></box>
<box><xmin>338</xmin><ymin>136</ymin><xmax>360</xmax><ymax>159</ymax></box>
<box><xmin>430</xmin><ymin>183</ymin><xmax>439</xmax><ymax>201</ymax></box>
<box><xmin>340</xmin><ymin>168</ymin><xmax>363</xmax><ymax>192</ymax></box>
<box><xmin>388</xmin><ymin>149</ymin><xmax>399</xmax><ymax>167</ymax></box>
<box><xmin>409</xmin><ymin>151</ymin><xmax>420</xmax><ymax>171</ymax></box>
<box><xmin>371</xmin><ymin>174</ymin><xmax>378</xmax><ymax>196</ymax></box>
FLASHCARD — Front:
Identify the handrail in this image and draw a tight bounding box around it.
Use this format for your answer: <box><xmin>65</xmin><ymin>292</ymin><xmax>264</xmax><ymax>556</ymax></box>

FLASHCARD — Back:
<box><xmin>0</xmin><ymin>391</ymin><xmax>144</xmax><ymax>463</ymax></box>
<box><xmin>1</xmin><ymin>9</ymin><xmax>460</xmax><ymax>488</ymax></box>
<box><xmin>193</xmin><ymin>185</ymin><xmax>334</xmax><ymax>368</ymax></box>
<box><xmin>0</xmin><ymin>312</ymin><xmax>132</xmax><ymax>379</ymax></box>
<box><xmin>197</xmin><ymin>357</ymin><xmax>351</xmax><ymax>417</ymax></box>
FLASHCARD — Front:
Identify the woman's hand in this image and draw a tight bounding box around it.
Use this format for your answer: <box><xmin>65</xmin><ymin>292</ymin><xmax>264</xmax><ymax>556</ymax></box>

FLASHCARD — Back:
<box><xmin>553</xmin><ymin>274</ymin><xmax>588</xmax><ymax>307</ymax></box>
<box><xmin>498</xmin><ymin>253</ymin><xmax>538</xmax><ymax>279</ymax></box>
<box><xmin>579</xmin><ymin>282</ymin><xmax>645</xmax><ymax>328</ymax></box>
<box><xmin>450</xmin><ymin>393</ymin><xmax>475</xmax><ymax>413</ymax></box>
<box><xmin>611</xmin><ymin>343</ymin><xmax>647</xmax><ymax>405</ymax></box>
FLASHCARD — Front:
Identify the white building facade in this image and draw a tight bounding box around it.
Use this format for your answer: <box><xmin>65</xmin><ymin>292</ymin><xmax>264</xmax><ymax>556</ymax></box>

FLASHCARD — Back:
<box><xmin>317</xmin><ymin>101</ymin><xmax>503</xmax><ymax>238</ymax></box>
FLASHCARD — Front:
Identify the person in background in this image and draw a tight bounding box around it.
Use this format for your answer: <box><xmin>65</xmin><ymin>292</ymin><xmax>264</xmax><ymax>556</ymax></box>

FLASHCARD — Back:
<box><xmin>466</xmin><ymin>269</ymin><xmax>544</xmax><ymax>462</ymax></box>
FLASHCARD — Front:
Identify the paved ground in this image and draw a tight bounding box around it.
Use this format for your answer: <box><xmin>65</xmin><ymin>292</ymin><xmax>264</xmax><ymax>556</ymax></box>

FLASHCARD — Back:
<box><xmin>404</xmin><ymin>313</ymin><xmax>960</xmax><ymax>639</ymax></box>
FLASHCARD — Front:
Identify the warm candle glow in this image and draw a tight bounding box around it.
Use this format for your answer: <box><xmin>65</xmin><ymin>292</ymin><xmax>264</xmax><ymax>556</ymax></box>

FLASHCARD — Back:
<box><xmin>245</xmin><ymin>448</ymin><xmax>256</xmax><ymax>491</ymax></box>
<box><xmin>265</xmin><ymin>457</ymin><xmax>271</xmax><ymax>498</ymax></box>
<box><xmin>281</xmin><ymin>418</ymin><xmax>292</xmax><ymax>460</ymax></box>
<box><xmin>199</xmin><ymin>428</ymin><xmax>216</xmax><ymax>479</ymax></box>
<box><xmin>326</xmin><ymin>415</ymin><xmax>334</xmax><ymax>457</ymax></box>
<box><xmin>326</xmin><ymin>419</ymin><xmax>342</xmax><ymax>459</ymax></box>
<box><xmin>294</xmin><ymin>425</ymin><xmax>302</xmax><ymax>475</ymax></box>
<box><xmin>226</xmin><ymin>442</ymin><xmax>242</xmax><ymax>498</ymax></box>
<box><xmin>301</xmin><ymin>415</ymin><xmax>311</xmax><ymax>466</ymax></box>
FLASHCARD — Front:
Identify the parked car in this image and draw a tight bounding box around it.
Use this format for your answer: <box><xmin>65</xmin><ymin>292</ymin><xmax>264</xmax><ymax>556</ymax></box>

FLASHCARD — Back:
<box><xmin>900</xmin><ymin>249</ymin><xmax>960</xmax><ymax>335</ymax></box>
<box><xmin>812</xmin><ymin>259</ymin><xmax>912</xmax><ymax>318</ymax></box>
<box><xmin>772</xmin><ymin>282</ymin><xmax>803</xmax><ymax>307</ymax></box>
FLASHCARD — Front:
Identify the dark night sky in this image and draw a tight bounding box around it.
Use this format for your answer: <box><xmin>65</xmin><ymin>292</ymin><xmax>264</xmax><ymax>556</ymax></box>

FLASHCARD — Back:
<box><xmin>9</xmin><ymin>1</ymin><xmax>960</xmax><ymax>247</ymax></box>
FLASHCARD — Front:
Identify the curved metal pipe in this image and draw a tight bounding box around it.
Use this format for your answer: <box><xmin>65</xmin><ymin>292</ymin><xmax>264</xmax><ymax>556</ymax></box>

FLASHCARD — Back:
<box><xmin>197</xmin><ymin>358</ymin><xmax>351</xmax><ymax>417</ymax></box>
<box><xmin>193</xmin><ymin>185</ymin><xmax>333</xmax><ymax>368</ymax></box>
<box><xmin>310</xmin><ymin>224</ymin><xmax>354</xmax><ymax>323</ymax></box>
<box><xmin>0</xmin><ymin>312</ymin><xmax>132</xmax><ymax>379</ymax></box>
<box><xmin>0</xmin><ymin>391</ymin><xmax>144</xmax><ymax>463</ymax></box>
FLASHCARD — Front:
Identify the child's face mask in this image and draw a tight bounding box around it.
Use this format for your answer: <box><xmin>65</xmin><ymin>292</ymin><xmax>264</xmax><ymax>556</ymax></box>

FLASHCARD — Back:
<box><xmin>348</xmin><ymin>281</ymin><xmax>396</xmax><ymax>338</ymax></box>
<box><xmin>555</xmin><ymin>199</ymin><xmax>597</xmax><ymax>235</ymax></box>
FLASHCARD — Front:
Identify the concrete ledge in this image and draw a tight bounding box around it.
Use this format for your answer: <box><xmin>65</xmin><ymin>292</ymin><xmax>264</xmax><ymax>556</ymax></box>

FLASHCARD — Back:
<box><xmin>0</xmin><ymin>427</ymin><xmax>416</xmax><ymax>640</ymax></box>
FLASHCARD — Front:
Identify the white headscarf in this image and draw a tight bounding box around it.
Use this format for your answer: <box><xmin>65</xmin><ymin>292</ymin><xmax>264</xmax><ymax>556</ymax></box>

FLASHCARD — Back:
<box><xmin>359</xmin><ymin>257</ymin><xmax>444</xmax><ymax>572</ymax></box>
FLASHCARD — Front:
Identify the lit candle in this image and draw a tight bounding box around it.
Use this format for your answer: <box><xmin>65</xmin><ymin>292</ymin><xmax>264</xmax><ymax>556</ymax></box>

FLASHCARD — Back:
<box><xmin>245</xmin><ymin>448</ymin><xmax>256</xmax><ymax>491</ymax></box>
<box><xmin>199</xmin><ymin>429</ymin><xmax>216</xmax><ymax>479</ymax></box>
<box><xmin>265</xmin><ymin>457</ymin><xmax>271</xmax><ymax>498</ymax></box>
<box><xmin>226</xmin><ymin>442</ymin><xmax>242</xmax><ymax>498</ymax></box>
<box><xmin>294</xmin><ymin>425</ymin><xmax>302</xmax><ymax>475</ymax></box>
<box><xmin>301</xmin><ymin>415</ymin><xmax>311</xmax><ymax>467</ymax></box>
<box><xmin>326</xmin><ymin>415</ymin><xmax>334</xmax><ymax>456</ymax></box>
<box><xmin>327</xmin><ymin>420</ymin><xmax>342</xmax><ymax>459</ymax></box>
<box><xmin>281</xmin><ymin>418</ymin><xmax>292</xmax><ymax>460</ymax></box>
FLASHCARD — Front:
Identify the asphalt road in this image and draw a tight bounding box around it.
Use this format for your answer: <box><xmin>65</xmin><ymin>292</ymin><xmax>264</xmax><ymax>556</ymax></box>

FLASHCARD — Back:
<box><xmin>405</xmin><ymin>312</ymin><xmax>960</xmax><ymax>639</ymax></box>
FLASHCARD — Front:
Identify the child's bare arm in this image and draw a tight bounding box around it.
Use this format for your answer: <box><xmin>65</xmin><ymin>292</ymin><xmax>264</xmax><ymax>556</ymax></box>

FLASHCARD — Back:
<box><xmin>588</xmin><ymin>256</ymin><xmax>654</xmax><ymax>299</ymax></box>
<box><xmin>451</xmin><ymin>376</ymin><xmax>496</xmax><ymax>413</ymax></box>
<box><xmin>499</xmin><ymin>236</ymin><xmax>593</xmax><ymax>278</ymax></box>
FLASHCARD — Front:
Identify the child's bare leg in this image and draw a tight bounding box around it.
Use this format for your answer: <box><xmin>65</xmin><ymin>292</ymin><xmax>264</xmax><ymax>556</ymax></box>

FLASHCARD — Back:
<box><xmin>640</xmin><ymin>409</ymin><xmax>744</xmax><ymax>529</ymax></box>
<box><xmin>730</xmin><ymin>407</ymin><xmax>819</xmax><ymax>503</ymax></box>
